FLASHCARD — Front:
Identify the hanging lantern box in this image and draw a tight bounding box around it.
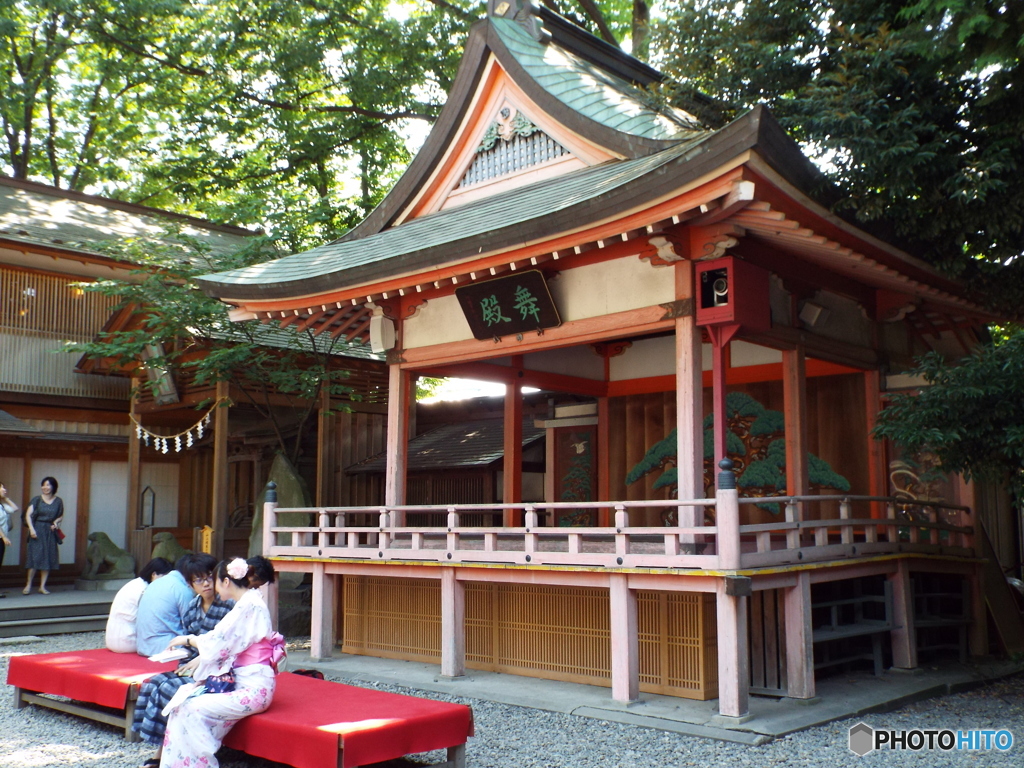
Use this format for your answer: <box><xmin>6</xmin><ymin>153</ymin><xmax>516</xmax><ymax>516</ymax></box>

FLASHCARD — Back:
<box><xmin>694</xmin><ymin>255</ymin><xmax>771</xmax><ymax>332</ymax></box>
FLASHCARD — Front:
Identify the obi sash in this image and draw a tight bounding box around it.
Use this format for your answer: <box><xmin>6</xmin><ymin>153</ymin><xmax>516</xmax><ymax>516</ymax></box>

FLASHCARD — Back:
<box><xmin>235</xmin><ymin>632</ymin><xmax>286</xmax><ymax>673</ymax></box>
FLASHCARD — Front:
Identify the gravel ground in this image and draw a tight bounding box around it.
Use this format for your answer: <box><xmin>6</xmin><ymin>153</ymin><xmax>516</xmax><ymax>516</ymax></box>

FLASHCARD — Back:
<box><xmin>1</xmin><ymin>632</ymin><xmax>1020</xmax><ymax>768</ymax></box>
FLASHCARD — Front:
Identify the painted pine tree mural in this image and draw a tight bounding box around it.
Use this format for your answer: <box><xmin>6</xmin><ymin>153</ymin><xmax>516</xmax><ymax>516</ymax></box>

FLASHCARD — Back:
<box><xmin>626</xmin><ymin>392</ymin><xmax>850</xmax><ymax>520</ymax></box>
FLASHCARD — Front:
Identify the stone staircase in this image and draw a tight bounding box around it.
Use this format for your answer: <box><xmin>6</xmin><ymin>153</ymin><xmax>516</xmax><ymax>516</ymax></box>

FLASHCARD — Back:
<box><xmin>0</xmin><ymin>587</ymin><xmax>113</xmax><ymax>638</ymax></box>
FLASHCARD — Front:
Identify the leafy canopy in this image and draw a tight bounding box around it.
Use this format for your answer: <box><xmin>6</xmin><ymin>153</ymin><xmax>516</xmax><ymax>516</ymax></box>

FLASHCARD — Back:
<box><xmin>68</xmin><ymin>231</ymin><xmax>362</xmax><ymax>463</ymax></box>
<box><xmin>650</xmin><ymin>0</ymin><xmax>1024</xmax><ymax>307</ymax></box>
<box><xmin>874</xmin><ymin>327</ymin><xmax>1024</xmax><ymax>495</ymax></box>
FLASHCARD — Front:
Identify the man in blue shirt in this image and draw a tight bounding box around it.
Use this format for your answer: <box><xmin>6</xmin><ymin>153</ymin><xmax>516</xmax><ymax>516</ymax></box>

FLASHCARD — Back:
<box><xmin>135</xmin><ymin>555</ymin><xmax>195</xmax><ymax>657</ymax></box>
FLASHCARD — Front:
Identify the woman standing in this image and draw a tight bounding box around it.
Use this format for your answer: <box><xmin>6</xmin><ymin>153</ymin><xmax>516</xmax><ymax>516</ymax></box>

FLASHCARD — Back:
<box><xmin>24</xmin><ymin>477</ymin><xmax>63</xmax><ymax>595</ymax></box>
<box><xmin>160</xmin><ymin>557</ymin><xmax>283</xmax><ymax>768</ymax></box>
<box><xmin>0</xmin><ymin>482</ymin><xmax>18</xmax><ymax>598</ymax></box>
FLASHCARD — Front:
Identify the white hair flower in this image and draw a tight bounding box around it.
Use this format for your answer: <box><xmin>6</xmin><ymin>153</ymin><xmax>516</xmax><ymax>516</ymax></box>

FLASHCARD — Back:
<box><xmin>226</xmin><ymin>558</ymin><xmax>249</xmax><ymax>580</ymax></box>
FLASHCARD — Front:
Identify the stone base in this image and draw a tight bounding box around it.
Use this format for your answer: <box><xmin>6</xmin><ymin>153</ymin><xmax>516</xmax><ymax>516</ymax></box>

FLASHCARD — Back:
<box><xmin>709</xmin><ymin>713</ymin><xmax>755</xmax><ymax>727</ymax></box>
<box><xmin>75</xmin><ymin>578</ymin><xmax>133</xmax><ymax>592</ymax></box>
<box><xmin>888</xmin><ymin>666</ymin><xmax>925</xmax><ymax>676</ymax></box>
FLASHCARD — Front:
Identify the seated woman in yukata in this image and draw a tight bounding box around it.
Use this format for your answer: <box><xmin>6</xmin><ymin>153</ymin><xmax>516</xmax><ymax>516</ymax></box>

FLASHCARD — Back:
<box><xmin>158</xmin><ymin>556</ymin><xmax>283</xmax><ymax>768</ymax></box>
<box><xmin>132</xmin><ymin>553</ymin><xmax>235</xmax><ymax>768</ymax></box>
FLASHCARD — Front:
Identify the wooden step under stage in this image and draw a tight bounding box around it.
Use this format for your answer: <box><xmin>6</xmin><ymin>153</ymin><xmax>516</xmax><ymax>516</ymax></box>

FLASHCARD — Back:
<box><xmin>0</xmin><ymin>586</ymin><xmax>113</xmax><ymax>638</ymax></box>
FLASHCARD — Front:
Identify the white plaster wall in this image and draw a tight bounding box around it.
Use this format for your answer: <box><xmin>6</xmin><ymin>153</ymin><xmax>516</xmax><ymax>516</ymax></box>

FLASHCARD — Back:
<box><xmin>90</xmin><ymin>461</ymin><xmax>128</xmax><ymax>549</ymax></box>
<box><xmin>731</xmin><ymin>341</ymin><xmax>782</xmax><ymax>367</ymax></box>
<box><xmin>608</xmin><ymin>337</ymin><xmax>779</xmax><ymax>381</ymax></box>
<box><xmin>547</xmin><ymin>257</ymin><xmax>674</xmax><ymax>323</ymax></box>
<box><xmin>403</xmin><ymin>294</ymin><xmax>474</xmax><ymax>348</ymax></box>
<box><xmin>140</xmin><ymin>463</ymin><xmax>179</xmax><ymax>528</ymax></box>
<box><xmin>524</xmin><ymin>346</ymin><xmax>604</xmax><ymax>380</ymax></box>
<box><xmin>609</xmin><ymin>335</ymin><xmax>675</xmax><ymax>380</ymax></box>
<box><xmin>0</xmin><ymin>457</ymin><xmax>24</xmax><ymax>566</ymax></box>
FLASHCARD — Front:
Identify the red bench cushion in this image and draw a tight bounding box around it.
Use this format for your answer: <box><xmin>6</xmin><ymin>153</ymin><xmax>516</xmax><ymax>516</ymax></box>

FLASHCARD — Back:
<box><xmin>225</xmin><ymin>672</ymin><xmax>474</xmax><ymax>768</ymax></box>
<box><xmin>6</xmin><ymin>649</ymin><xmax>176</xmax><ymax>709</ymax></box>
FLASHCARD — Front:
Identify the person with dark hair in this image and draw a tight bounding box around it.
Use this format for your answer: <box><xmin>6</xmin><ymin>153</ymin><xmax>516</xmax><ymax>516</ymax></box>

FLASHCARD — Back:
<box><xmin>246</xmin><ymin>555</ymin><xmax>276</xmax><ymax>588</ymax></box>
<box><xmin>133</xmin><ymin>553</ymin><xmax>236</xmax><ymax>767</ymax></box>
<box><xmin>161</xmin><ymin>557</ymin><xmax>283</xmax><ymax>768</ymax></box>
<box><xmin>105</xmin><ymin>558</ymin><xmax>174</xmax><ymax>653</ymax></box>
<box><xmin>24</xmin><ymin>477</ymin><xmax>63</xmax><ymax>595</ymax></box>
<box><xmin>135</xmin><ymin>551</ymin><xmax>195</xmax><ymax>657</ymax></box>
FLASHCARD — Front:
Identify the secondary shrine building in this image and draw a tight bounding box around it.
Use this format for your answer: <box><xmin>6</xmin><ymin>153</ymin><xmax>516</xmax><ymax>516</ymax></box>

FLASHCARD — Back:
<box><xmin>198</xmin><ymin>3</ymin><xmax>1022</xmax><ymax>719</ymax></box>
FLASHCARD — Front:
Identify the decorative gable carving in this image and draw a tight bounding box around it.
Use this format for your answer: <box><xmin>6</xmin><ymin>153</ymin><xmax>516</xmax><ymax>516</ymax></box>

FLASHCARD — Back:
<box><xmin>457</xmin><ymin>106</ymin><xmax>570</xmax><ymax>189</ymax></box>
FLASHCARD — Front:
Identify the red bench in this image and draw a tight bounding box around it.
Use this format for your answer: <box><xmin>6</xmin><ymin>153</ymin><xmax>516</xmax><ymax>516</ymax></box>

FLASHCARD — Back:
<box><xmin>7</xmin><ymin>649</ymin><xmax>473</xmax><ymax>768</ymax></box>
<box><xmin>7</xmin><ymin>649</ymin><xmax>176</xmax><ymax>741</ymax></box>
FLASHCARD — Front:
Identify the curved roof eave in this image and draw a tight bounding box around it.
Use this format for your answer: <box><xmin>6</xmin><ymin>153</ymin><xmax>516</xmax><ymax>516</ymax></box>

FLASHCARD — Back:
<box><xmin>337</xmin><ymin>17</ymin><xmax>699</xmax><ymax>244</ymax></box>
<box><xmin>198</xmin><ymin>109</ymin><xmax>756</xmax><ymax>302</ymax></box>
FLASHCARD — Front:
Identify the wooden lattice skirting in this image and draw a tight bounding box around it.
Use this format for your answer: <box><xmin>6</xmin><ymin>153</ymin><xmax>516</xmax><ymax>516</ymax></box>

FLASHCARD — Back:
<box><xmin>342</xmin><ymin>576</ymin><xmax>718</xmax><ymax>700</ymax></box>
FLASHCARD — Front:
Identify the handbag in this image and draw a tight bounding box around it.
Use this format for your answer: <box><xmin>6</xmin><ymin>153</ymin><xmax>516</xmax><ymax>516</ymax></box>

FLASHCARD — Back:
<box><xmin>203</xmin><ymin>672</ymin><xmax>236</xmax><ymax>693</ymax></box>
<box><xmin>54</xmin><ymin>528</ymin><xmax>66</xmax><ymax>544</ymax></box>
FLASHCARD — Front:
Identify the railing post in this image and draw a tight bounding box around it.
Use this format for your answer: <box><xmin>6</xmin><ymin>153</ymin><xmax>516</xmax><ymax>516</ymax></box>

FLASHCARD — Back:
<box><xmin>440</xmin><ymin>568</ymin><xmax>466</xmax><ymax>678</ymax></box>
<box><xmin>785</xmin><ymin>500</ymin><xmax>800</xmax><ymax>551</ymax></box>
<box><xmin>614</xmin><ymin>504</ymin><xmax>629</xmax><ymax>558</ymax></box>
<box><xmin>784</xmin><ymin>571</ymin><xmax>815</xmax><ymax>699</ymax></box>
<box><xmin>310</xmin><ymin>561</ymin><xmax>336</xmax><ymax>661</ymax></box>
<box><xmin>318</xmin><ymin>509</ymin><xmax>329</xmax><ymax>552</ymax></box>
<box><xmin>524</xmin><ymin>506</ymin><xmax>538</xmax><ymax>559</ymax></box>
<box><xmin>447</xmin><ymin>506</ymin><xmax>460</xmax><ymax>553</ymax></box>
<box><xmin>262</xmin><ymin>481</ymin><xmax>277</xmax><ymax>556</ymax></box>
<box><xmin>839</xmin><ymin>499</ymin><xmax>853</xmax><ymax>545</ymax></box>
<box><xmin>609</xmin><ymin>573</ymin><xmax>639</xmax><ymax>702</ymax></box>
<box><xmin>378</xmin><ymin>508</ymin><xmax>391</xmax><ymax>551</ymax></box>
<box><xmin>888</xmin><ymin>558</ymin><xmax>917</xmax><ymax>669</ymax></box>
<box><xmin>716</xmin><ymin>460</ymin><xmax>740</xmax><ymax>569</ymax></box>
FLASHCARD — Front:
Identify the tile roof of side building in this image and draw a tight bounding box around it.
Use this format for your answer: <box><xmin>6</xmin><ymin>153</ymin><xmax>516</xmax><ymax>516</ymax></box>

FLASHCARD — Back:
<box><xmin>0</xmin><ymin>175</ymin><xmax>256</xmax><ymax>259</ymax></box>
<box><xmin>348</xmin><ymin>418</ymin><xmax>545</xmax><ymax>474</ymax></box>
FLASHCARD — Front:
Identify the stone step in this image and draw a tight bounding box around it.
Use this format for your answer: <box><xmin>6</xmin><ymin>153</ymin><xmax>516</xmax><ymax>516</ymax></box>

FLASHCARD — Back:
<box><xmin>0</xmin><ymin>614</ymin><xmax>109</xmax><ymax>638</ymax></box>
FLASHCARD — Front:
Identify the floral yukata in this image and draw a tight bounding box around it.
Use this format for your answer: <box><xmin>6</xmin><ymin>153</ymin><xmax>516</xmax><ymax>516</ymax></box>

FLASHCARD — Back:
<box><xmin>160</xmin><ymin>589</ymin><xmax>282</xmax><ymax>768</ymax></box>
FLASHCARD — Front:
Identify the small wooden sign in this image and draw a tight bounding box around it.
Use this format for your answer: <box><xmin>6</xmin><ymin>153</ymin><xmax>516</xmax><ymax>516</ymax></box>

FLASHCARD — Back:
<box><xmin>455</xmin><ymin>270</ymin><xmax>561</xmax><ymax>340</ymax></box>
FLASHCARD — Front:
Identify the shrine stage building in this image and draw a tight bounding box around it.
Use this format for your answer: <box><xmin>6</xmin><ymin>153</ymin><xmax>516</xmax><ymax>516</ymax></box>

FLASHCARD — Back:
<box><xmin>197</xmin><ymin>4</ymin><xmax>1021</xmax><ymax>721</ymax></box>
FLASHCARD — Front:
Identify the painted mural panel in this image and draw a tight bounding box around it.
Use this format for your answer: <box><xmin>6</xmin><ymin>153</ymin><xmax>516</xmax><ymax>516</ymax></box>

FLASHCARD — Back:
<box><xmin>554</xmin><ymin>425</ymin><xmax>597</xmax><ymax>526</ymax></box>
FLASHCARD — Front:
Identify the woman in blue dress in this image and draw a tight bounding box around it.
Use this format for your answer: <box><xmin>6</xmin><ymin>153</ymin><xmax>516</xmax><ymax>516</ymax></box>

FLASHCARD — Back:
<box><xmin>24</xmin><ymin>476</ymin><xmax>63</xmax><ymax>595</ymax></box>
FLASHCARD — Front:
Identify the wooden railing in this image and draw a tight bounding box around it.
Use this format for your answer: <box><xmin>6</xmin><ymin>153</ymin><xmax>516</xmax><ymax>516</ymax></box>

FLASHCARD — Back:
<box><xmin>262</xmin><ymin>489</ymin><xmax>975</xmax><ymax>571</ymax></box>
<box><xmin>738</xmin><ymin>496</ymin><xmax>974</xmax><ymax>567</ymax></box>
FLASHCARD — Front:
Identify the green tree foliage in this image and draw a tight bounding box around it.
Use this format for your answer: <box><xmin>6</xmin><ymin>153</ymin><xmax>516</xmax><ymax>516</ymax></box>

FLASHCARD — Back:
<box><xmin>0</xmin><ymin>0</ymin><xmax>475</xmax><ymax>249</ymax></box>
<box><xmin>651</xmin><ymin>0</ymin><xmax>1024</xmax><ymax>307</ymax></box>
<box><xmin>67</xmin><ymin>232</ymin><xmax>360</xmax><ymax>464</ymax></box>
<box><xmin>874</xmin><ymin>327</ymin><xmax>1024</xmax><ymax>495</ymax></box>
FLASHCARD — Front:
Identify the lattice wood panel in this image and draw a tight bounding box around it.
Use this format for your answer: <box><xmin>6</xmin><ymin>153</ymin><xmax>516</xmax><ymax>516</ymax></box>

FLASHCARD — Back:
<box><xmin>343</xmin><ymin>575</ymin><xmax>441</xmax><ymax>663</ymax></box>
<box><xmin>639</xmin><ymin>592</ymin><xmax>718</xmax><ymax>697</ymax></box>
<box><xmin>1</xmin><ymin>265</ymin><xmax>128</xmax><ymax>399</ymax></box>
<box><xmin>342</xmin><ymin>577</ymin><xmax>718</xmax><ymax>700</ymax></box>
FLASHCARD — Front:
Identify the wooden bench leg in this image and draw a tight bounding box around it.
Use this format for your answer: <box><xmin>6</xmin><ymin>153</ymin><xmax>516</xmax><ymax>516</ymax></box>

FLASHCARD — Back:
<box><xmin>125</xmin><ymin>698</ymin><xmax>141</xmax><ymax>742</ymax></box>
<box><xmin>446</xmin><ymin>744</ymin><xmax>466</xmax><ymax>768</ymax></box>
<box><xmin>13</xmin><ymin>686</ymin><xmax>26</xmax><ymax>710</ymax></box>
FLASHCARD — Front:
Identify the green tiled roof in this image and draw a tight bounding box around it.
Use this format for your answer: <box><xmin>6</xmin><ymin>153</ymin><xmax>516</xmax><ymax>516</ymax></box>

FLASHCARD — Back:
<box><xmin>198</xmin><ymin>134</ymin><xmax>711</xmax><ymax>294</ymax></box>
<box><xmin>0</xmin><ymin>179</ymin><xmax>252</xmax><ymax>257</ymax></box>
<box><xmin>492</xmin><ymin>17</ymin><xmax>702</xmax><ymax>142</ymax></box>
<box><xmin>210</xmin><ymin>321</ymin><xmax>382</xmax><ymax>362</ymax></box>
